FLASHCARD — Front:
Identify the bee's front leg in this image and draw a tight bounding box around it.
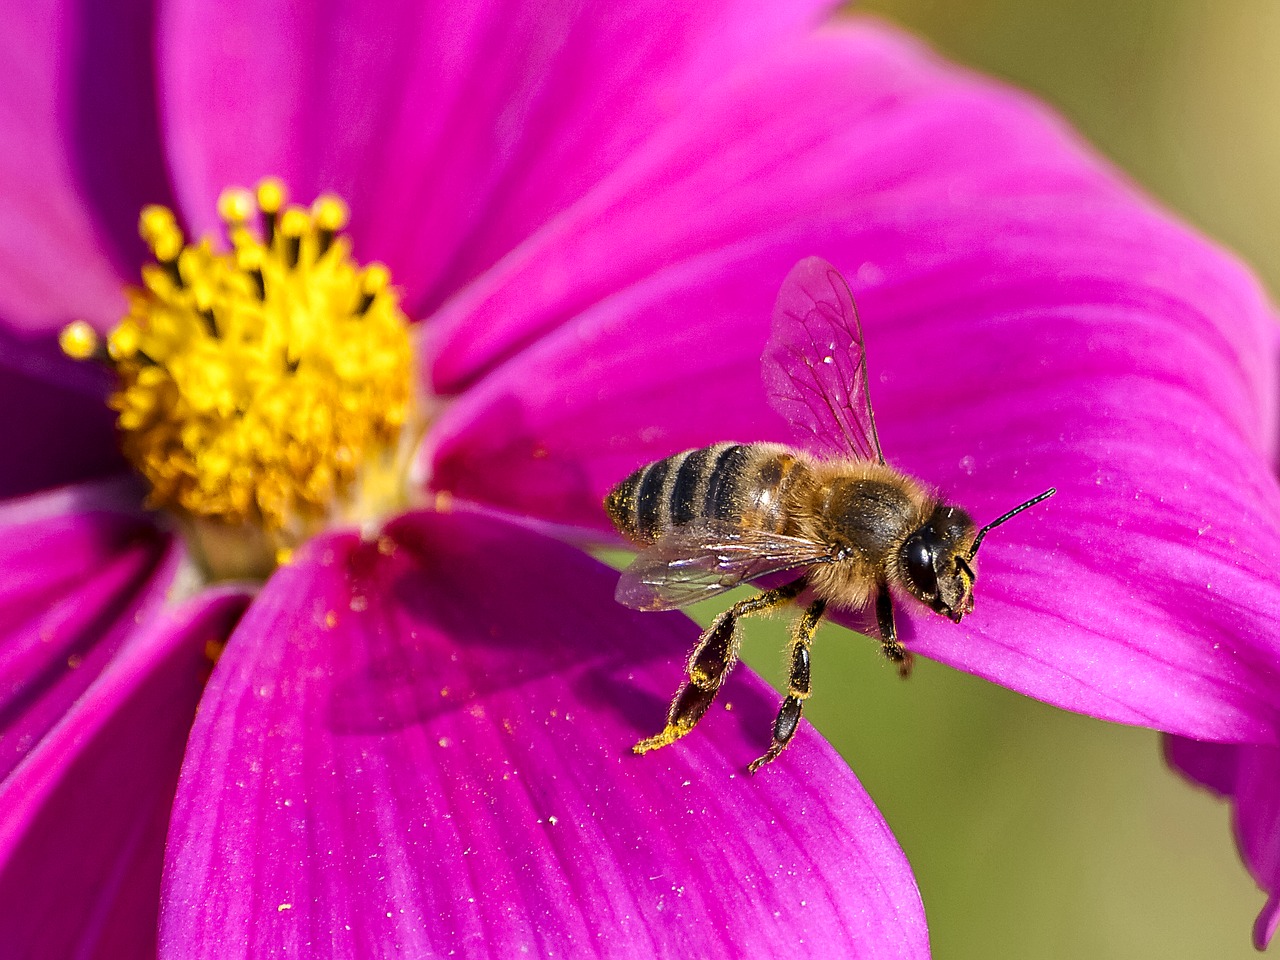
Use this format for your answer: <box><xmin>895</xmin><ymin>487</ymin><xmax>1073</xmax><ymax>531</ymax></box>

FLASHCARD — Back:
<box><xmin>875</xmin><ymin>582</ymin><xmax>914</xmax><ymax>679</ymax></box>
<box><xmin>634</xmin><ymin>578</ymin><xmax>806</xmax><ymax>756</ymax></box>
<box><xmin>748</xmin><ymin>598</ymin><xmax>825</xmax><ymax>774</ymax></box>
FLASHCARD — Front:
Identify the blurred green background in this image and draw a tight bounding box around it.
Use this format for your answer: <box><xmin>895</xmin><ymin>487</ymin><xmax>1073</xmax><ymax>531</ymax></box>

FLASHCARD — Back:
<box><xmin>740</xmin><ymin>2</ymin><xmax>1278</xmax><ymax>956</ymax></box>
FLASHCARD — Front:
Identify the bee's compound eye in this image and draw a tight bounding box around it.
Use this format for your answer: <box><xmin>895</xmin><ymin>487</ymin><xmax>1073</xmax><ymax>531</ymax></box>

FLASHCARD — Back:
<box><xmin>903</xmin><ymin>534</ymin><xmax>938</xmax><ymax>597</ymax></box>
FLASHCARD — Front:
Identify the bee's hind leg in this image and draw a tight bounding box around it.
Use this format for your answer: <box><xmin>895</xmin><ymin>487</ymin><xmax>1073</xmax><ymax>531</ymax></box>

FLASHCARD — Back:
<box><xmin>748</xmin><ymin>598</ymin><xmax>825</xmax><ymax>774</ymax></box>
<box><xmin>633</xmin><ymin>578</ymin><xmax>806</xmax><ymax>756</ymax></box>
<box><xmin>875</xmin><ymin>582</ymin><xmax>914</xmax><ymax>678</ymax></box>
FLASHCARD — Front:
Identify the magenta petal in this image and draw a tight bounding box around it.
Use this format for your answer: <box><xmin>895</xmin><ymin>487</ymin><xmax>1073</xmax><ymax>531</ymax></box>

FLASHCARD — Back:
<box><xmin>0</xmin><ymin>333</ymin><xmax>125</xmax><ymax>497</ymax></box>
<box><xmin>0</xmin><ymin>0</ymin><xmax>172</xmax><ymax>333</ymax></box>
<box><xmin>161</xmin><ymin>510</ymin><xmax>926</xmax><ymax>959</ymax></box>
<box><xmin>159</xmin><ymin>0</ymin><xmax>832</xmax><ymax>311</ymax></box>
<box><xmin>427</xmin><ymin>243</ymin><xmax>796</xmax><ymax>524</ymax></box>
<box><xmin>1165</xmin><ymin>735</ymin><xmax>1240</xmax><ymax>798</ymax></box>
<box><xmin>1225</xmin><ymin>747</ymin><xmax>1280</xmax><ymax>950</ymax></box>
<box><xmin>1234</xmin><ymin>750</ymin><xmax>1280</xmax><ymax>951</ymax></box>
<box><xmin>0</xmin><ymin>505</ymin><xmax>176</xmax><ymax>779</ymax></box>
<box><xmin>0</xmin><ymin>588</ymin><xmax>247</xmax><ymax>960</ymax></box>
<box><xmin>1259</xmin><ymin>903</ymin><xmax>1280</xmax><ymax>953</ymax></box>
<box><xmin>424</xmin><ymin>21</ymin><xmax>1119</xmax><ymax>391</ymax></box>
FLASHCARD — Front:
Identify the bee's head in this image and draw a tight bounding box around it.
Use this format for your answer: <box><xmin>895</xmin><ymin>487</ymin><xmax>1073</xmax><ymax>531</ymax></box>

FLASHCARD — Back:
<box><xmin>899</xmin><ymin>505</ymin><xmax>977</xmax><ymax>623</ymax></box>
<box><xmin>900</xmin><ymin>488</ymin><xmax>1056</xmax><ymax>623</ymax></box>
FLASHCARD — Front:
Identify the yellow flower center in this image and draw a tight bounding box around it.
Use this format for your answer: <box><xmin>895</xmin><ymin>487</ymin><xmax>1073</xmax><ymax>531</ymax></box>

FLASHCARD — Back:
<box><xmin>60</xmin><ymin>179</ymin><xmax>420</xmax><ymax>580</ymax></box>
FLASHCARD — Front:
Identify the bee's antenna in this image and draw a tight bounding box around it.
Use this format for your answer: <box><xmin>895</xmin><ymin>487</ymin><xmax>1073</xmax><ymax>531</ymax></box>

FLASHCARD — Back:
<box><xmin>969</xmin><ymin>488</ymin><xmax>1056</xmax><ymax>559</ymax></box>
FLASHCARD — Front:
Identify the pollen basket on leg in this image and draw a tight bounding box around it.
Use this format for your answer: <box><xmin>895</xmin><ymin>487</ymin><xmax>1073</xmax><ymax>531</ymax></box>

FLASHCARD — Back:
<box><xmin>62</xmin><ymin>180</ymin><xmax>418</xmax><ymax>578</ymax></box>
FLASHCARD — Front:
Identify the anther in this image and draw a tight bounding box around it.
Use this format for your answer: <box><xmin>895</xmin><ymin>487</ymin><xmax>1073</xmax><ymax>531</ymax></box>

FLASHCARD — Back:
<box><xmin>256</xmin><ymin>177</ymin><xmax>286</xmax><ymax>245</ymax></box>
<box><xmin>279</xmin><ymin>207</ymin><xmax>308</xmax><ymax>269</ymax></box>
<box><xmin>152</xmin><ymin>237</ymin><xmax>183</xmax><ymax>288</ymax></box>
<box><xmin>312</xmin><ymin>195</ymin><xmax>349</xmax><ymax>257</ymax></box>
<box><xmin>224</xmin><ymin>222</ymin><xmax>261</xmax><ymax>256</ymax></box>
<box><xmin>58</xmin><ymin>320</ymin><xmax>103</xmax><ymax>361</ymax></box>
<box><xmin>139</xmin><ymin>205</ymin><xmax>179</xmax><ymax>247</ymax></box>
<box><xmin>193</xmin><ymin>288</ymin><xmax>219</xmax><ymax>337</ymax></box>
<box><xmin>357</xmin><ymin>263</ymin><xmax>390</xmax><ymax>315</ymax></box>
<box><xmin>236</xmin><ymin>245</ymin><xmax>266</xmax><ymax>300</ymax></box>
<box><xmin>138</xmin><ymin>207</ymin><xmax>186</xmax><ymax>289</ymax></box>
<box><xmin>163</xmin><ymin>256</ymin><xmax>185</xmax><ymax>289</ymax></box>
<box><xmin>107</xmin><ymin>322</ymin><xmax>141</xmax><ymax>361</ymax></box>
<box><xmin>217</xmin><ymin>188</ymin><xmax>255</xmax><ymax>228</ymax></box>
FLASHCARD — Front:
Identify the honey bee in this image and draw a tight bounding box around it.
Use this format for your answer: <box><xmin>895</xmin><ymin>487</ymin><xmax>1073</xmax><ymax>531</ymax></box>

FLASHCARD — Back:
<box><xmin>605</xmin><ymin>257</ymin><xmax>1054</xmax><ymax>773</ymax></box>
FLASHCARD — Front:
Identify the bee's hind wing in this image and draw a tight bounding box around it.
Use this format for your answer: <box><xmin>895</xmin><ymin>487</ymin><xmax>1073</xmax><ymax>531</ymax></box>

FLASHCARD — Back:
<box><xmin>615</xmin><ymin>523</ymin><xmax>836</xmax><ymax>612</ymax></box>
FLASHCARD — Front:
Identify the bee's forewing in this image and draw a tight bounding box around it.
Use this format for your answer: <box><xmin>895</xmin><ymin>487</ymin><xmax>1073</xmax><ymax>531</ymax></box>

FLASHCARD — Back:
<box><xmin>615</xmin><ymin>524</ymin><xmax>834</xmax><ymax>612</ymax></box>
<box><xmin>763</xmin><ymin>256</ymin><xmax>884</xmax><ymax>464</ymax></box>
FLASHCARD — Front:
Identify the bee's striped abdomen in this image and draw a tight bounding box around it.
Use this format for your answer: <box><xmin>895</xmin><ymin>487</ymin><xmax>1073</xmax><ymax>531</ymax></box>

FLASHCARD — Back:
<box><xmin>605</xmin><ymin>443</ymin><xmax>808</xmax><ymax>545</ymax></box>
<box><xmin>606</xmin><ymin>443</ymin><xmax>734</xmax><ymax>543</ymax></box>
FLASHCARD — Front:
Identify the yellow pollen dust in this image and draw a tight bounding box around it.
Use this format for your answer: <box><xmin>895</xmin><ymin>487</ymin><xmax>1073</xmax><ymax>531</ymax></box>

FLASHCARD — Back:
<box><xmin>61</xmin><ymin>179</ymin><xmax>416</xmax><ymax>574</ymax></box>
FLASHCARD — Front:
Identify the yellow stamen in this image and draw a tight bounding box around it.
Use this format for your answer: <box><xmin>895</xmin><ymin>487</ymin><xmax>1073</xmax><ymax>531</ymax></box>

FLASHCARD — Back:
<box><xmin>60</xmin><ymin>179</ymin><xmax>419</xmax><ymax>580</ymax></box>
<box><xmin>256</xmin><ymin>177</ymin><xmax>286</xmax><ymax>215</ymax></box>
<box><xmin>312</xmin><ymin>195</ymin><xmax>349</xmax><ymax>233</ymax></box>
<box><xmin>58</xmin><ymin>320</ymin><xmax>99</xmax><ymax>360</ymax></box>
<box><xmin>217</xmin><ymin>188</ymin><xmax>255</xmax><ymax>226</ymax></box>
<box><xmin>140</xmin><ymin>205</ymin><xmax>184</xmax><ymax>264</ymax></box>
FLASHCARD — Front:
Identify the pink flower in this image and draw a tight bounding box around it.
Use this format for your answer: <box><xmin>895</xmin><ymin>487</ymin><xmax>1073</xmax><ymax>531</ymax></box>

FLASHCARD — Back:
<box><xmin>2</xmin><ymin>2</ymin><xmax>1278</xmax><ymax>960</ymax></box>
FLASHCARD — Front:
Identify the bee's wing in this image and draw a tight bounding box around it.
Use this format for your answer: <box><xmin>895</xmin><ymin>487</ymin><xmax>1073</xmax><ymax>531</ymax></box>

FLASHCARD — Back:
<box><xmin>615</xmin><ymin>523</ymin><xmax>836</xmax><ymax>612</ymax></box>
<box><xmin>762</xmin><ymin>257</ymin><xmax>885</xmax><ymax>464</ymax></box>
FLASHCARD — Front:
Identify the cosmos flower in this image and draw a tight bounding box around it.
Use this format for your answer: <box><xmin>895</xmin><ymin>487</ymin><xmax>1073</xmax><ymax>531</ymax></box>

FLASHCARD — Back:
<box><xmin>3</xmin><ymin>6</ymin><xmax>1279</xmax><ymax>960</ymax></box>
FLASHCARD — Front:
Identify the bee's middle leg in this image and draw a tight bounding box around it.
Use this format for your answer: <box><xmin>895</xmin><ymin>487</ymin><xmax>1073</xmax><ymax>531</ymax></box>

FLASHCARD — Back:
<box><xmin>633</xmin><ymin>578</ymin><xmax>806</xmax><ymax>756</ymax></box>
<box><xmin>748</xmin><ymin>597</ymin><xmax>825</xmax><ymax>774</ymax></box>
<box><xmin>875</xmin><ymin>582</ymin><xmax>914</xmax><ymax>678</ymax></box>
